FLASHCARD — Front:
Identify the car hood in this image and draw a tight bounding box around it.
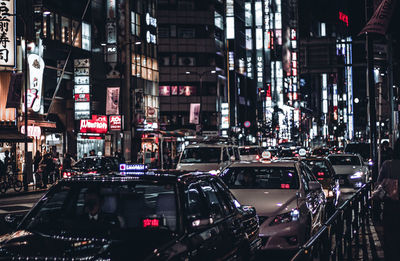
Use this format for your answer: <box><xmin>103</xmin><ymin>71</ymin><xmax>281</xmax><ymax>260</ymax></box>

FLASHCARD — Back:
<box><xmin>0</xmin><ymin>230</ymin><xmax>175</xmax><ymax>260</ymax></box>
<box><xmin>332</xmin><ymin>165</ymin><xmax>363</xmax><ymax>175</ymax></box>
<box><xmin>176</xmin><ymin>163</ymin><xmax>220</xmax><ymax>172</ymax></box>
<box><xmin>230</xmin><ymin>189</ymin><xmax>298</xmax><ymax>217</ymax></box>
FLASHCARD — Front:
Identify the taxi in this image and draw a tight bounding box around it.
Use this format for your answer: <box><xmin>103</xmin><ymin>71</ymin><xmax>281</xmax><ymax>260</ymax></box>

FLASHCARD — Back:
<box><xmin>0</xmin><ymin>165</ymin><xmax>261</xmax><ymax>260</ymax></box>
<box><xmin>219</xmin><ymin>160</ymin><xmax>326</xmax><ymax>250</ymax></box>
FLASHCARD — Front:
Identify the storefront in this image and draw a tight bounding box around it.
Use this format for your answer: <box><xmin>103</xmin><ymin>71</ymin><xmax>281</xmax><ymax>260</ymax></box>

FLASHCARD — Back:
<box><xmin>77</xmin><ymin>115</ymin><xmax>108</xmax><ymax>158</ymax></box>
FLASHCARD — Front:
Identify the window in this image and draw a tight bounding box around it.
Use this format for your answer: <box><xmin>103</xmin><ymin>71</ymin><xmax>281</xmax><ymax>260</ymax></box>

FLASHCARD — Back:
<box><xmin>72</xmin><ymin>20</ymin><xmax>82</xmax><ymax>48</ymax></box>
<box><xmin>61</xmin><ymin>16</ymin><xmax>70</xmax><ymax>44</ymax></box>
<box><xmin>185</xmin><ymin>183</ymin><xmax>208</xmax><ymax>218</ymax></box>
<box><xmin>199</xmin><ymin>180</ymin><xmax>224</xmax><ymax>219</ymax></box>
<box><xmin>328</xmin><ymin>156</ymin><xmax>361</xmax><ymax>166</ymax></box>
<box><xmin>180</xmin><ymin>147</ymin><xmax>221</xmax><ymax>164</ymax></box>
<box><xmin>214</xmin><ymin>12</ymin><xmax>223</xmax><ymax>30</ymax></box>
<box><xmin>170</xmin><ymin>25</ymin><xmax>176</xmax><ymax>37</ymax></box>
<box><xmin>158</xmin><ymin>26</ymin><xmax>169</xmax><ymax>38</ymax></box>
<box><xmin>213</xmin><ymin>179</ymin><xmax>236</xmax><ymax>214</ymax></box>
<box><xmin>131</xmin><ymin>12</ymin><xmax>141</xmax><ymax>36</ymax></box>
<box><xmin>178</xmin><ymin>57</ymin><xmax>195</xmax><ymax>66</ymax></box>
<box><xmin>82</xmin><ymin>22</ymin><xmax>91</xmax><ymax>51</ymax></box>
<box><xmin>223</xmin><ymin>148</ymin><xmax>229</xmax><ymax>162</ymax></box>
<box><xmin>178</xmin><ymin>27</ymin><xmax>195</xmax><ymax>38</ymax></box>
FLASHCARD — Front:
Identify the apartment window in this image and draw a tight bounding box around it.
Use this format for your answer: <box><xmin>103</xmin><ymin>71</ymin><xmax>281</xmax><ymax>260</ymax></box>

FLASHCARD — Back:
<box><xmin>178</xmin><ymin>56</ymin><xmax>195</xmax><ymax>66</ymax></box>
<box><xmin>178</xmin><ymin>28</ymin><xmax>195</xmax><ymax>38</ymax></box>
<box><xmin>214</xmin><ymin>12</ymin><xmax>223</xmax><ymax>30</ymax></box>
<box><xmin>319</xmin><ymin>22</ymin><xmax>326</xmax><ymax>37</ymax></box>
<box><xmin>82</xmin><ymin>22</ymin><xmax>91</xmax><ymax>51</ymax></box>
<box><xmin>49</xmin><ymin>13</ymin><xmax>55</xmax><ymax>40</ymax></box>
<box><xmin>131</xmin><ymin>12</ymin><xmax>141</xmax><ymax>36</ymax></box>
<box><xmin>72</xmin><ymin>20</ymin><xmax>82</xmax><ymax>48</ymax></box>
<box><xmin>61</xmin><ymin>16</ymin><xmax>70</xmax><ymax>44</ymax></box>
<box><xmin>55</xmin><ymin>14</ymin><xmax>60</xmax><ymax>41</ymax></box>
<box><xmin>158</xmin><ymin>26</ymin><xmax>169</xmax><ymax>38</ymax></box>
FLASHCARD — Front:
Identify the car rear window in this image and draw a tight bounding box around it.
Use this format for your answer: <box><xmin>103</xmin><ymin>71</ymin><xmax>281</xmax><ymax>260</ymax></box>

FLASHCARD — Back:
<box><xmin>221</xmin><ymin>167</ymin><xmax>299</xmax><ymax>189</ymax></box>
<box><xmin>180</xmin><ymin>147</ymin><xmax>221</xmax><ymax>163</ymax></box>
<box><xmin>304</xmin><ymin>160</ymin><xmax>332</xmax><ymax>177</ymax></box>
<box><xmin>344</xmin><ymin>143</ymin><xmax>370</xmax><ymax>160</ymax></box>
<box><xmin>328</xmin><ymin>156</ymin><xmax>361</xmax><ymax>166</ymax></box>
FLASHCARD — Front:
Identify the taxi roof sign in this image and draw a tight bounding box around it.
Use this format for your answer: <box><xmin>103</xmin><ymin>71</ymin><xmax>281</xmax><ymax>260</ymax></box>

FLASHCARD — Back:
<box><xmin>262</xmin><ymin>151</ymin><xmax>271</xmax><ymax>159</ymax></box>
<box><xmin>119</xmin><ymin>164</ymin><xmax>147</xmax><ymax>172</ymax></box>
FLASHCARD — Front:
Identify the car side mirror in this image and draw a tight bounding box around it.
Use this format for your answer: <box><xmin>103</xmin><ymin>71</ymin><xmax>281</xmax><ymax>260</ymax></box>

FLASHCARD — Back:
<box><xmin>4</xmin><ymin>214</ymin><xmax>24</xmax><ymax>230</ymax></box>
<box><xmin>309</xmin><ymin>181</ymin><xmax>322</xmax><ymax>191</ymax></box>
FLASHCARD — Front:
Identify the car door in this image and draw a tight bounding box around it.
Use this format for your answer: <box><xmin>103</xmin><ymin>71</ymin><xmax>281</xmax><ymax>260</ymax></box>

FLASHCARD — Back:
<box><xmin>198</xmin><ymin>179</ymin><xmax>237</xmax><ymax>260</ymax></box>
<box><xmin>184</xmin><ymin>181</ymin><xmax>221</xmax><ymax>260</ymax></box>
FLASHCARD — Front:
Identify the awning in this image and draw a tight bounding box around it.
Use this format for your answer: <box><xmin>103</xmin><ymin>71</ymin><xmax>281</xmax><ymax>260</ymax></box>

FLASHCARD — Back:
<box><xmin>0</xmin><ymin>130</ymin><xmax>33</xmax><ymax>142</ymax></box>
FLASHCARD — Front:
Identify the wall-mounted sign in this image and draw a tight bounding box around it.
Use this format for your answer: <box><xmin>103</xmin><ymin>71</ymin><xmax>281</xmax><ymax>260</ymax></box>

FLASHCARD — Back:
<box><xmin>0</xmin><ymin>0</ymin><xmax>15</xmax><ymax>67</ymax></box>
<box><xmin>339</xmin><ymin>11</ymin><xmax>349</xmax><ymax>27</ymax></box>
<box><xmin>146</xmin><ymin>31</ymin><xmax>157</xmax><ymax>44</ymax></box>
<box><xmin>74</xmin><ymin>59</ymin><xmax>91</xmax><ymax>119</ymax></box>
<box><xmin>27</xmin><ymin>54</ymin><xmax>44</xmax><ymax>112</ymax></box>
<box><xmin>21</xmin><ymin>125</ymin><xmax>41</xmax><ymax>139</ymax></box>
<box><xmin>189</xmin><ymin>103</ymin><xmax>200</xmax><ymax>124</ymax></box>
<box><xmin>109</xmin><ymin>115</ymin><xmax>122</xmax><ymax>130</ymax></box>
<box><xmin>221</xmin><ymin>103</ymin><xmax>229</xmax><ymax>129</ymax></box>
<box><xmin>80</xmin><ymin>115</ymin><xmax>108</xmax><ymax>134</ymax></box>
<box><xmin>146</xmin><ymin>13</ymin><xmax>157</xmax><ymax>27</ymax></box>
<box><xmin>106</xmin><ymin>87</ymin><xmax>120</xmax><ymax>115</ymax></box>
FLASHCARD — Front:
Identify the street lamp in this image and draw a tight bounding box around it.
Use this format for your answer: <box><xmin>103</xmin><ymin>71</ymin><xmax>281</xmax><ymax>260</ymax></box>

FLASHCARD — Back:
<box><xmin>185</xmin><ymin>69</ymin><xmax>217</xmax><ymax>134</ymax></box>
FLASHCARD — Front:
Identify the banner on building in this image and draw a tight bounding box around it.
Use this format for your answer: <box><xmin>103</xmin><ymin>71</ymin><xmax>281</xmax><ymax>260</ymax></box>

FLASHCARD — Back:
<box><xmin>0</xmin><ymin>0</ymin><xmax>15</xmax><ymax>67</ymax></box>
<box><xmin>28</xmin><ymin>54</ymin><xmax>45</xmax><ymax>112</ymax></box>
<box><xmin>189</xmin><ymin>103</ymin><xmax>200</xmax><ymax>124</ymax></box>
<box><xmin>6</xmin><ymin>73</ymin><xmax>22</xmax><ymax>108</ymax></box>
<box><xmin>109</xmin><ymin>115</ymin><xmax>122</xmax><ymax>130</ymax></box>
<box><xmin>106</xmin><ymin>87</ymin><xmax>120</xmax><ymax>115</ymax></box>
<box><xmin>359</xmin><ymin>0</ymin><xmax>397</xmax><ymax>36</ymax></box>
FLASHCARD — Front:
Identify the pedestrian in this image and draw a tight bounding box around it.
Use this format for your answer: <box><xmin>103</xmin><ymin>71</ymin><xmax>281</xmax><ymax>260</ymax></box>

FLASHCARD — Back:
<box><xmin>381</xmin><ymin>141</ymin><xmax>393</xmax><ymax>165</ymax></box>
<box><xmin>43</xmin><ymin>153</ymin><xmax>55</xmax><ymax>188</ymax></box>
<box><xmin>33</xmin><ymin>151</ymin><xmax>42</xmax><ymax>173</ymax></box>
<box><xmin>4</xmin><ymin>150</ymin><xmax>11</xmax><ymax>173</ymax></box>
<box><xmin>90</xmin><ymin>150</ymin><xmax>96</xmax><ymax>156</ymax></box>
<box><xmin>83</xmin><ymin>153</ymin><xmax>88</xmax><ymax>158</ymax></box>
<box><xmin>63</xmin><ymin>153</ymin><xmax>72</xmax><ymax>170</ymax></box>
<box><xmin>376</xmin><ymin>138</ymin><xmax>400</xmax><ymax>261</ymax></box>
<box><xmin>0</xmin><ymin>158</ymin><xmax>5</xmax><ymax>182</ymax></box>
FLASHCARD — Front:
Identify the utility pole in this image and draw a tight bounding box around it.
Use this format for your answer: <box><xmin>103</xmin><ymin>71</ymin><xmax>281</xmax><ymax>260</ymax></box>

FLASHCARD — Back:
<box><xmin>365</xmin><ymin>0</ymin><xmax>378</xmax><ymax>181</ymax></box>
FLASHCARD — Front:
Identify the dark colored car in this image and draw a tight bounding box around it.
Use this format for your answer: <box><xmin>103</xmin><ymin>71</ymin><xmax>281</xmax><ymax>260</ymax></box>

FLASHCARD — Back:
<box><xmin>0</xmin><ymin>171</ymin><xmax>261</xmax><ymax>260</ymax></box>
<box><xmin>62</xmin><ymin>156</ymin><xmax>120</xmax><ymax>178</ymax></box>
<box><xmin>302</xmin><ymin>157</ymin><xmax>340</xmax><ymax>210</ymax></box>
<box><xmin>311</xmin><ymin>147</ymin><xmax>330</xmax><ymax>157</ymax></box>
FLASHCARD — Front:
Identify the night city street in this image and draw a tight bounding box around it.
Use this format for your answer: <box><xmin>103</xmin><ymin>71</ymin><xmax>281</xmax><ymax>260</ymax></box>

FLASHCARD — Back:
<box><xmin>0</xmin><ymin>0</ymin><xmax>399</xmax><ymax>260</ymax></box>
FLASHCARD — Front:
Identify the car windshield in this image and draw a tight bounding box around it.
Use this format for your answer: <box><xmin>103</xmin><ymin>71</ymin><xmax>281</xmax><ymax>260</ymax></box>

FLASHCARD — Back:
<box><xmin>239</xmin><ymin>148</ymin><xmax>259</xmax><ymax>155</ymax></box>
<box><xmin>20</xmin><ymin>181</ymin><xmax>178</xmax><ymax>238</ymax></box>
<box><xmin>180</xmin><ymin>147</ymin><xmax>221</xmax><ymax>163</ymax></box>
<box><xmin>345</xmin><ymin>144</ymin><xmax>370</xmax><ymax>161</ymax></box>
<box><xmin>304</xmin><ymin>160</ymin><xmax>332</xmax><ymax>177</ymax></box>
<box><xmin>328</xmin><ymin>156</ymin><xmax>361</xmax><ymax>166</ymax></box>
<box><xmin>221</xmin><ymin>167</ymin><xmax>299</xmax><ymax>189</ymax></box>
<box><xmin>279</xmin><ymin>150</ymin><xmax>295</xmax><ymax>157</ymax></box>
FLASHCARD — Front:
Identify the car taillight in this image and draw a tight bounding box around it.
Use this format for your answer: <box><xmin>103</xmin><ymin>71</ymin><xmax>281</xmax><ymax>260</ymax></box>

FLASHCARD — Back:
<box><xmin>317</xmin><ymin>172</ymin><xmax>325</xmax><ymax>176</ymax></box>
<box><xmin>280</xmin><ymin>183</ymin><xmax>290</xmax><ymax>189</ymax></box>
<box><xmin>256</xmin><ymin>155</ymin><xmax>260</xmax><ymax>160</ymax></box>
<box><xmin>87</xmin><ymin>171</ymin><xmax>97</xmax><ymax>174</ymax></box>
<box><xmin>63</xmin><ymin>172</ymin><xmax>72</xmax><ymax>178</ymax></box>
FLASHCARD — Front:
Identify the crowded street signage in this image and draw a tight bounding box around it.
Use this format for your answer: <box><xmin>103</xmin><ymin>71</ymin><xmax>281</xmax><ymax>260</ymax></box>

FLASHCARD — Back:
<box><xmin>109</xmin><ymin>115</ymin><xmax>122</xmax><ymax>130</ymax></box>
<box><xmin>20</xmin><ymin>125</ymin><xmax>41</xmax><ymax>139</ymax></box>
<box><xmin>27</xmin><ymin>54</ymin><xmax>44</xmax><ymax>112</ymax></box>
<box><xmin>74</xmin><ymin>59</ymin><xmax>91</xmax><ymax>119</ymax></box>
<box><xmin>80</xmin><ymin>115</ymin><xmax>108</xmax><ymax>134</ymax></box>
<box><xmin>0</xmin><ymin>0</ymin><xmax>15</xmax><ymax>67</ymax></box>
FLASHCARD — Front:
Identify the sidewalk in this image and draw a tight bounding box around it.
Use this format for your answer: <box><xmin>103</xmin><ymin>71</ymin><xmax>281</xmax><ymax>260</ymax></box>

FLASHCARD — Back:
<box><xmin>0</xmin><ymin>183</ymin><xmax>48</xmax><ymax>198</ymax></box>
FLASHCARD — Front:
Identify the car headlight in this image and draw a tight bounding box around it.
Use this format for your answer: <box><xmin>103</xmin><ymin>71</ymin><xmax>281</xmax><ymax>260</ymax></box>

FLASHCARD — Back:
<box><xmin>323</xmin><ymin>189</ymin><xmax>334</xmax><ymax>198</ymax></box>
<box><xmin>350</xmin><ymin>171</ymin><xmax>363</xmax><ymax>179</ymax></box>
<box><xmin>269</xmin><ymin>209</ymin><xmax>300</xmax><ymax>226</ymax></box>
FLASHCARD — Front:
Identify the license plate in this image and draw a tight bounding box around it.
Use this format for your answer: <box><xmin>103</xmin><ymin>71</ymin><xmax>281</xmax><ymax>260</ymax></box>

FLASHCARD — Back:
<box><xmin>339</xmin><ymin>179</ymin><xmax>345</xmax><ymax>185</ymax></box>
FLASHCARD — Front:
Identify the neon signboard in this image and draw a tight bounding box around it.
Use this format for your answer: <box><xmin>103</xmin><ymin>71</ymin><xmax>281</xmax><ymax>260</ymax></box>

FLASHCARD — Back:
<box><xmin>339</xmin><ymin>12</ymin><xmax>349</xmax><ymax>27</ymax></box>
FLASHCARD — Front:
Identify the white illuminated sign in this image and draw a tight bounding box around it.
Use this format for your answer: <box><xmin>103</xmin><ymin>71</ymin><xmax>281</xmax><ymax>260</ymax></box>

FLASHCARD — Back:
<box><xmin>145</xmin><ymin>13</ymin><xmax>157</xmax><ymax>27</ymax></box>
<box><xmin>0</xmin><ymin>0</ymin><xmax>15</xmax><ymax>67</ymax></box>
<box><xmin>146</xmin><ymin>31</ymin><xmax>157</xmax><ymax>44</ymax></box>
<box><xmin>221</xmin><ymin>103</ymin><xmax>229</xmax><ymax>129</ymax></box>
<box><xmin>27</xmin><ymin>54</ymin><xmax>45</xmax><ymax>112</ymax></box>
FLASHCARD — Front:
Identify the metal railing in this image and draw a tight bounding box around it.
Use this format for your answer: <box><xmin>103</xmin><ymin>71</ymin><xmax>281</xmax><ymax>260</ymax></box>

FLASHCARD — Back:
<box><xmin>290</xmin><ymin>182</ymin><xmax>372</xmax><ymax>261</ymax></box>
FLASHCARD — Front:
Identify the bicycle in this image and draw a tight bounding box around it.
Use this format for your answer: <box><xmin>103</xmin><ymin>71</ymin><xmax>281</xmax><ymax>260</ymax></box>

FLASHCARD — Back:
<box><xmin>0</xmin><ymin>172</ymin><xmax>23</xmax><ymax>194</ymax></box>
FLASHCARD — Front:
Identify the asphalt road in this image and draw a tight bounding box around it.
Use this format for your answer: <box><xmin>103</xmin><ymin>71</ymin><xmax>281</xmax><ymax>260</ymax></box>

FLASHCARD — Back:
<box><xmin>0</xmin><ymin>192</ymin><xmax>45</xmax><ymax>234</ymax></box>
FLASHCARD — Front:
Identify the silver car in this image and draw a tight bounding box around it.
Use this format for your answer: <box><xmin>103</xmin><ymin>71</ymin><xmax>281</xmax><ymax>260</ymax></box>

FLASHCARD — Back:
<box><xmin>327</xmin><ymin>153</ymin><xmax>370</xmax><ymax>189</ymax></box>
<box><xmin>219</xmin><ymin>160</ymin><xmax>326</xmax><ymax>250</ymax></box>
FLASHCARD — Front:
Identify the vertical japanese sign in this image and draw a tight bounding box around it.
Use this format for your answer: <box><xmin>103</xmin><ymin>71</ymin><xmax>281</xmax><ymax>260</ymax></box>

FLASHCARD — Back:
<box><xmin>189</xmin><ymin>103</ymin><xmax>200</xmax><ymax>124</ymax></box>
<box><xmin>0</xmin><ymin>0</ymin><xmax>15</xmax><ymax>67</ymax></box>
<box><xmin>74</xmin><ymin>58</ymin><xmax>91</xmax><ymax>119</ymax></box>
<box><xmin>27</xmin><ymin>54</ymin><xmax>44</xmax><ymax>112</ymax></box>
<box><xmin>106</xmin><ymin>87</ymin><xmax>120</xmax><ymax>115</ymax></box>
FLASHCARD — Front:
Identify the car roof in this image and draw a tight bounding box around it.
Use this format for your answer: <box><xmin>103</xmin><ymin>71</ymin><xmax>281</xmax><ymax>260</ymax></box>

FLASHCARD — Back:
<box><xmin>227</xmin><ymin>160</ymin><xmax>297</xmax><ymax>168</ymax></box>
<box><xmin>185</xmin><ymin>143</ymin><xmax>227</xmax><ymax>148</ymax></box>
<box><xmin>327</xmin><ymin>153</ymin><xmax>360</xmax><ymax>157</ymax></box>
<box><xmin>61</xmin><ymin>170</ymin><xmax>214</xmax><ymax>184</ymax></box>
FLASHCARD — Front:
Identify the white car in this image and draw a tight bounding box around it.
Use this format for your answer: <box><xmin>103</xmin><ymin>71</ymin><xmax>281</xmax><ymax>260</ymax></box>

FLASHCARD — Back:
<box><xmin>327</xmin><ymin>153</ymin><xmax>370</xmax><ymax>189</ymax></box>
<box><xmin>238</xmin><ymin>146</ymin><xmax>261</xmax><ymax>161</ymax></box>
<box><xmin>176</xmin><ymin>143</ymin><xmax>232</xmax><ymax>173</ymax></box>
<box><xmin>219</xmin><ymin>160</ymin><xmax>326</xmax><ymax>250</ymax></box>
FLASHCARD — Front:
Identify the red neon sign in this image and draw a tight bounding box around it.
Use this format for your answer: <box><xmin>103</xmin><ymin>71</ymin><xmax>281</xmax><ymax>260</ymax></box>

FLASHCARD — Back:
<box><xmin>339</xmin><ymin>12</ymin><xmax>349</xmax><ymax>27</ymax></box>
<box><xmin>142</xmin><ymin>218</ymin><xmax>160</xmax><ymax>228</ymax></box>
<box><xmin>80</xmin><ymin>115</ymin><xmax>108</xmax><ymax>134</ymax></box>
